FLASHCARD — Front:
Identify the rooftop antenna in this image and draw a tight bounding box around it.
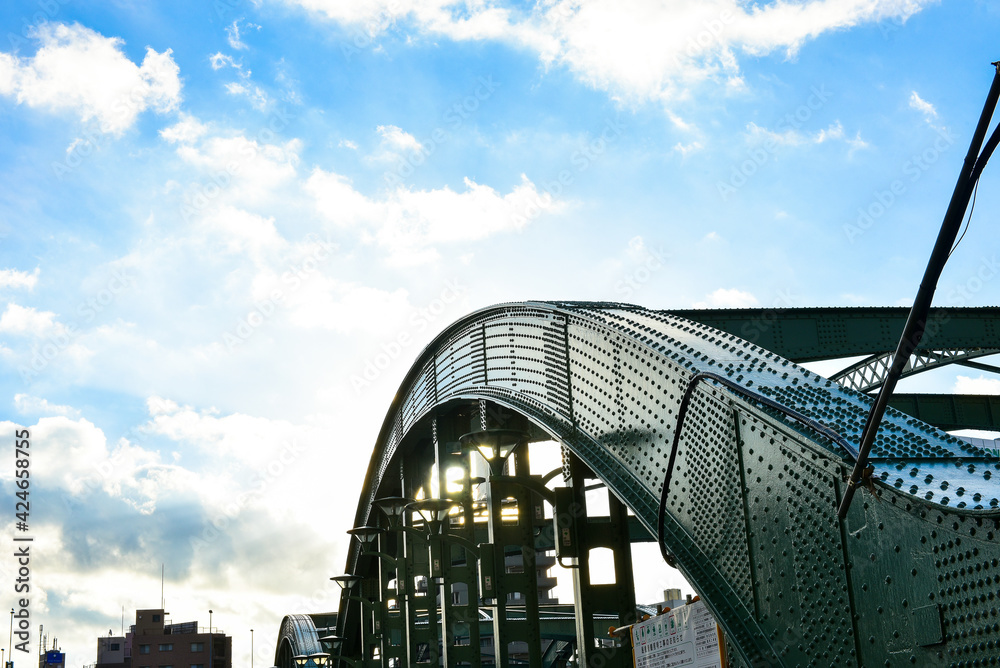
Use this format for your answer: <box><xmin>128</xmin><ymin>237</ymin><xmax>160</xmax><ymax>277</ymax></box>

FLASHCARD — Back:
<box><xmin>160</xmin><ymin>564</ymin><xmax>164</xmax><ymax>609</ymax></box>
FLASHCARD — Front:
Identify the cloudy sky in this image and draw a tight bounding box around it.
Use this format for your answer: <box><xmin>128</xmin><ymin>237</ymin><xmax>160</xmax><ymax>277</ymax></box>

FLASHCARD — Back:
<box><xmin>1</xmin><ymin>0</ymin><xmax>999</xmax><ymax>666</ymax></box>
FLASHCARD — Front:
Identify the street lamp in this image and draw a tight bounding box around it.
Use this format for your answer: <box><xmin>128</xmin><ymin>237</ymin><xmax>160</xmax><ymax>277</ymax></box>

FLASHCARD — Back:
<box><xmin>407</xmin><ymin>498</ymin><xmax>458</xmax><ymax>535</ymax></box>
<box><xmin>250</xmin><ymin>629</ymin><xmax>254</xmax><ymax>668</ymax></box>
<box><xmin>318</xmin><ymin>637</ymin><xmax>358</xmax><ymax>668</ymax></box>
<box><xmin>459</xmin><ymin>429</ymin><xmax>527</xmax><ymax>477</ymax></box>
<box><xmin>331</xmin><ymin>574</ymin><xmax>363</xmax><ymax>591</ymax></box>
<box><xmin>346</xmin><ymin>526</ymin><xmax>384</xmax><ymax>550</ymax></box>
<box><xmin>372</xmin><ymin>497</ymin><xmax>410</xmax><ymax>526</ymax></box>
<box><xmin>308</xmin><ymin>653</ymin><xmax>330</xmax><ymax>667</ymax></box>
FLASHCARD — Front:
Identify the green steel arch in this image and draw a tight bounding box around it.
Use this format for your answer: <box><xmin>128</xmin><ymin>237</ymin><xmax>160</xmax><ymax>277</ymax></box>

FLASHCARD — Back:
<box><xmin>274</xmin><ymin>614</ymin><xmax>325</xmax><ymax>668</ymax></box>
<box><xmin>343</xmin><ymin>301</ymin><xmax>1000</xmax><ymax>667</ymax></box>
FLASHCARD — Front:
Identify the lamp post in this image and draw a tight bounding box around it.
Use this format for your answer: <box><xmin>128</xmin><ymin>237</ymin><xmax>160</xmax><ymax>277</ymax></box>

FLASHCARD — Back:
<box><xmin>406</xmin><ymin>498</ymin><xmax>463</xmax><ymax>667</ymax></box>
<box><xmin>250</xmin><ymin>629</ymin><xmax>253</xmax><ymax>668</ymax></box>
<box><xmin>370</xmin><ymin>497</ymin><xmax>417</xmax><ymax>668</ymax></box>
<box><xmin>460</xmin><ymin>428</ymin><xmax>542</xmax><ymax>666</ymax></box>
<box><xmin>330</xmin><ymin>576</ymin><xmax>371</xmax><ymax>668</ymax></box>
<box><xmin>208</xmin><ymin>610</ymin><xmax>213</xmax><ymax>668</ymax></box>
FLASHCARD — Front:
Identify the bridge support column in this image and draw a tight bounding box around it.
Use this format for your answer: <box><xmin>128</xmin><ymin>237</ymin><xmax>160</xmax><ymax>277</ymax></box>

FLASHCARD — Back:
<box><xmin>401</xmin><ymin>450</ymin><xmax>434</xmax><ymax>664</ymax></box>
<box><xmin>478</xmin><ymin>438</ymin><xmax>544</xmax><ymax>665</ymax></box>
<box><xmin>433</xmin><ymin>415</ymin><xmax>483</xmax><ymax>667</ymax></box>
<box><xmin>565</xmin><ymin>449</ymin><xmax>637</xmax><ymax>668</ymax></box>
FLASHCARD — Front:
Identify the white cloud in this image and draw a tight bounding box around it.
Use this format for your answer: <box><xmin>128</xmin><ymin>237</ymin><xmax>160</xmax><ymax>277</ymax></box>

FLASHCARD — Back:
<box><xmin>287</xmin><ymin>0</ymin><xmax>933</xmax><ymax>106</ymax></box>
<box><xmin>306</xmin><ymin>169</ymin><xmax>564</xmax><ymax>264</ymax></box>
<box><xmin>226</xmin><ymin>20</ymin><xmax>249</xmax><ymax>50</ymax></box>
<box><xmin>14</xmin><ymin>394</ymin><xmax>81</xmax><ymax>417</ymax></box>
<box><xmin>210</xmin><ymin>51</ymin><xmax>270</xmax><ymax>109</ymax></box>
<box><xmin>693</xmin><ymin>287</ymin><xmax>759</xmax><ymax>308</ymax></box>
<box><xmin>954</xmin><ymin>375</ymin><xmax>1000</xmax><ymax>395</ymax></box>
<box><xmin>144</xmin><ymin>396</ymin><xmax>309</xmax><ymax>465</ymax></box>
<box><xmin>0</xmin><ymin>267</ymin><xmax>39</xmax><ymax>290</ymax></box>
<box><xmin>377</xmin><ymin>124</ymin><xmax>423</xmax><ymax>152</ymax></box>
<box><xmin>160</xmin><ymin>112</ymin><xmax>208</xmax><ymax>144</ymax></box>
<box><xmin>174</xmin><ymin>133</ymin><xmax>302</xmax><ymax>206</ymax></box>
<box><xmin>0</xmin><ymin>22</ymin><xmax>181</xmax><ymax>135</ymax></box>
<box><xmin>0</xmin><ymin>303</ymin><xmax>61</xmax><ymax>336</ymax></box>
<box><xmin>673</xmin><ymin>141</ymin><xmax>703</xmax><ymax>156</ymax></box>
<box><xmin>746</xmin><ymin>120</ymin><xmax>867</xmax><ymax>153</ymax></box>
<box><xmin>225</xmin><ymin>80</ymin><xmax>269</xmax><ymax>109</ymax></box>
<box><xmin>210</xmin><ymin>52</ymin><xmax>237</xmax><ymax>70</ymax></box>
<box><xmin>909</xmin><ymin>90</ymin><xmax>938</xmax><ymax>120</ymax></box>
<box><xmin>201</xmin><ymin>206</ymin><xmax>287</xmax><ymax>263</ymax></box>
<box><xmin>339</xmin><ymin>138</ymin><xmax>358</xmax><ymax>150</ymax></box>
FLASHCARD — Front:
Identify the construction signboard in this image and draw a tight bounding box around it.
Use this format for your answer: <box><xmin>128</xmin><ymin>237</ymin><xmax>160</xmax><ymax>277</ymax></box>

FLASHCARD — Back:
<box><xmin>630</xmin><ymin>600</ymin><xmax>726</xmax><ymax>668</ymax></box>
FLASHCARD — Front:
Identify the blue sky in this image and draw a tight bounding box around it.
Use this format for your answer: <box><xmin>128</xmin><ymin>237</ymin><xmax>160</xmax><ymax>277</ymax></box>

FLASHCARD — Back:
<box><xmin>1</xmin><ymin>0</ymin><xmax>999</xmax><ymax>665</ymax></box>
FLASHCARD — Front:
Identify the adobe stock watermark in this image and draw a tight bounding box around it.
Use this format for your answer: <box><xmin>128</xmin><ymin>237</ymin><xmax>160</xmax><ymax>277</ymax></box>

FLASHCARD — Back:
<box><xmin>213</xmin><ymin>0</ymin><xmax>253</xmax><ymax>19</ymax></box>
<box><xmin>843</xmin><ymin>125</ymin><xmax>957</xmax><ymax>243</ymax></box>
<box><xmin>876</xmin><ymin>14</ymin><xmax>908</xmax><ymax>41</ymax></box>
<box><xmin>615</xmin><ymin>237</ymin><xmax>668</xmax><ymax>299</ymax></box>
<box><xmin>350</xmin><ymin>279</ymin><xmax>467</xmax><ymax>394</ymax></box>
<box><xmin>190</xmin><ymin>438</ymin><xmax>307</xmax><ymax>549</ymax></box>
<box><xmin>340</xmin><ymin>2</ymin><xmax>402</xmax><ymax>61</ymax></box>
<box><xmin>18</xmin><ymin>268</ymin><xmax>136</xmax><ymax>382</ymax></box>
<box><xmin>382</xmin><ymin>75</ymin><xmax>500</xmax><ymax>188</ymax></box>
<box><xmin>6</xmin><ymin>0</ymin><xmax>73</xmax><ymax>51</ymax></box>
<box><xmin>684</xmin><ymin>9</ymin><xmax>735</xmax><ymax>58</ymax></box>
<box><xmin>511</xmin><ymin>116</ymin><xmax>627</xmax><ymax>225</ymax></box>
<box><xmin>717</xmin><ymin>85</ymin><xmax>833</xmax><ymax>201</ymax></box>
<box><xmin>221</xmin><ymin>234</ymin><xmax>336</xmax><ymax>350</ymax></box>
<box><xmin>51</xmin><ymin>124</ymin><xmax>117</xmax><ymax>180</ymax></box>
<box><xmin>180</xmin><ymin>106</ymin><xmax>297</xmax><ymax>221</ymax></box>
<box><xmin>52</xmin><ymin>77</ymin><xmax>186</xmax><ymax>179</ymax></box>
<box><xmin>870</xmin><ymin>254</ymin><xmax>1000</xmax><ymax>373</ymax></box>
<box><xmin>946</xmin><ymin>255</ymin><xmax>1000</xmax><ymax>306</ymax></box>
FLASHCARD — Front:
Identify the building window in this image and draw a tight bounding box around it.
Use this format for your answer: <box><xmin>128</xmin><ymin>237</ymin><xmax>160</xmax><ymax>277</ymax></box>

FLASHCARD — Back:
<box><xmin>110</xmin><ymin>644</ymin><xmax>120</xmax><ymax>651</ymax></box>
<box><xmin>190</xmin><ymin>643</ymin><xmax>204</xmax><ymax>652</ymax></box>
<box><xmin>159</xmin><ymin>645</ymin><xmax>173</xmax><ymax>652</ymax></box>
<box><xmin>191</xmin><ymin>664</ymin><xmax>205</xmax><ymax>668</ymax></box>
<box><xmin>152</xmin><ymin>615</ymin><xmax>161</xmax><ymax>622</ymax></box>
<box><xmin>139</xmin><ymin>646</ymin><xmax>150</xmax><ymax>655</ymax></box>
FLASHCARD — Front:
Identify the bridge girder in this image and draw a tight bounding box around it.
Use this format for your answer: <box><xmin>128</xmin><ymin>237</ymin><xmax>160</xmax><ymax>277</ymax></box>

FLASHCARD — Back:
<box><xmin>336</xmin><ymin>302</ymin><xmax>1000</xmax><ymax>667</ymax></box>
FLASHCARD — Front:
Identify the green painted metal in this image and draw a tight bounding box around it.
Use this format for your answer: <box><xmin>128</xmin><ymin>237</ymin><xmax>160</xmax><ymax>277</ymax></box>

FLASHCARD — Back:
<box><xmin>564</xmin><ymin>450</ymin><xmax>637</xmax><ymax>668</ymax></box>
<box><xmin>888</xmin><ymin>393</ymin><xmax>1000</xmax><ymax>431</ymax></box>
<box><xmin>482</xmin><ymin>442</ymin><xmax>545</xmax><ymax>666</ymax></box>
<box><xmin>670</xmin><ymin>306</ymin><xmax>1000</xmax><ymax>362</ymax></box>
<box><xmin>335</xmin><ymin>302</ymin><xmax>1000</xmax><ymax>667</ymax></box>
<box><xmin>432</xmin><ymin>418</ymin><xmax>482</xmax><ymax>668</ymax></box>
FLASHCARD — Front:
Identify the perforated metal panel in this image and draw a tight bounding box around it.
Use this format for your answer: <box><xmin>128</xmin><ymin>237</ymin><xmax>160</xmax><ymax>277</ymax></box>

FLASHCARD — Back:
<box><xmin>340</xmin><ymin>301</ymin><xmax>1000</xmax><ymax>667</ymax></box>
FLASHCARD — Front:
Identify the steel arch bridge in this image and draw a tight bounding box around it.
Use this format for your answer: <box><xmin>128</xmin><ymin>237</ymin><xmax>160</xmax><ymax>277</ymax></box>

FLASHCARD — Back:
<box><xmin>278</xmin><ymin>302</ymin><xmax>1000</xmax><ymax>668</ymax></box>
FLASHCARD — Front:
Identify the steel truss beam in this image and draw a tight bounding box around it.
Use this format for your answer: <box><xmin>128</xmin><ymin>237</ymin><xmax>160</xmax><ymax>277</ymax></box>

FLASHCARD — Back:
<box><xmin>832</xmin><ymin>348</ymin><xmax>1000</xmax><ymax>393</ymax></box>
<box><xmin>889</xmin><ymin>393</ymin><xmax>1000</xmax><ymax>432</ymax></box>
<box><xmin>670</xmin><ymin>306</ymin><xmax>1000</xmax><ymax>362</ymax></box>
